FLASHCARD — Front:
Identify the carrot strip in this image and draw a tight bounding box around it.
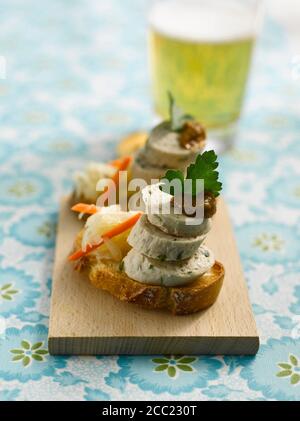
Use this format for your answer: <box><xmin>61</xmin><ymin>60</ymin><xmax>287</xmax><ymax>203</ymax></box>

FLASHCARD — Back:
<box><xmin>68</xmin><ymin>239</ymin><xmax>104</xmax><ymax>261</ymax></box>
<box><xmin>109</xmin><ymin>158</ymin><xmax>123</xmax><ymax>168</ymax></box>
<box><xmin>68</xmin><ymin>212</ymin><xmax>142</xmax><ymax>261</ymax></box>
<box><xmin>111</xmin><ymin>156</ymin><xmax>132</xmax><ymax>185</ymax></box>
<box><xmin>71</xmin><ymin>203</ymin><xmax>99</xmax><ymax>215</ymax></box>
<box><xmin>103</xmin><ymin>156</ymin><xmax>132</xmax><ymax>205</ymax></box>
<box><xmin>109</xmin><ymin>156</ymin><xmax>132</xmax><ymax>170</ymax></box>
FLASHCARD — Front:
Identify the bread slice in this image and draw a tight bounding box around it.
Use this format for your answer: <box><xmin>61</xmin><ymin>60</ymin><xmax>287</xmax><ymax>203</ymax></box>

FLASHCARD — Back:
<box><xmin>73</xmin><ymin>233</ymin><xmax>225</xmax><ymax>315</ymax></box>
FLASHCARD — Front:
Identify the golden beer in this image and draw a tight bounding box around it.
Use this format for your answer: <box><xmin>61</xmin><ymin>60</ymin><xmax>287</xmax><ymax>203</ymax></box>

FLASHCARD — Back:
<box><xmin>149</xmin><ymin>0</ymin><xmax>257</xmax><ymax>129</ymax></box>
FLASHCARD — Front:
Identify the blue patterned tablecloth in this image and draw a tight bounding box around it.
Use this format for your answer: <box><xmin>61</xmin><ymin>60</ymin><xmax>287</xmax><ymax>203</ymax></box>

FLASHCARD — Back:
<box><xmin>0</xmin><ymin>0</ymin><xmax>300</xmax><ymax>401</ymax></box>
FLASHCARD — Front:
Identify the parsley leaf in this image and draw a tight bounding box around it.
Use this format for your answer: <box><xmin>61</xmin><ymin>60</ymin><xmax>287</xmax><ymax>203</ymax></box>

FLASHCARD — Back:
<box><xmin>160</xmin><ymin>150</ymin><xmax>222</xmax><ymax>197</ymax></box>
<box><xmin>160</xmin><ymin>169</ymin><xmax>184</xmax><ymax>196</ymax></box>
<box><xmin>186</xmin><ymin>150</ymin><xmax>222</xmax><ymax>197</ymax></box>
<box><xmin>168</xmin><ymin>92</ymin><xmax>193</xmax><ymax>131</ymax></box>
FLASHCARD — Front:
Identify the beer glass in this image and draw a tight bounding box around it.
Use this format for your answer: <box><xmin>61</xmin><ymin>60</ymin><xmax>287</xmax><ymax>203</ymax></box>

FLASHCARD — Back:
<box><xmin>148</xmin><ymin>0</ymin><xmax>264</xmax><ymax>150</ymax></box>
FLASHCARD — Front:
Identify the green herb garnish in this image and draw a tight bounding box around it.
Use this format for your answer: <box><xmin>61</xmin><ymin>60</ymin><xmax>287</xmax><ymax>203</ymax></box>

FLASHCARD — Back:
<box><xmin>168</xmin><ymin>92</ymin><xmax>193</xmax><ymax>131</ymax></box>
<box><xmin>160</xmin><ymin>150</ymin><xmax>222</xmax><ymax>198</ymax></box>
<box><xmin>160</xmin><ymin>169</ymin><xmax>184</xmax><ymax>196</ymax></box>
<box><xmin>186</xmin><ymin>150</ymin><xmax>222</xmax><ymax>197</ymax></box>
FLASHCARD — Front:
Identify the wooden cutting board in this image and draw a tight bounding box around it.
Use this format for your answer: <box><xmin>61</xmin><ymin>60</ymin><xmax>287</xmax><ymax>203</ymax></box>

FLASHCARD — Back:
<box><xmin>48</xmin><ymin>196</ymin><xmax>259</xmax><ymax>355</ymax></box>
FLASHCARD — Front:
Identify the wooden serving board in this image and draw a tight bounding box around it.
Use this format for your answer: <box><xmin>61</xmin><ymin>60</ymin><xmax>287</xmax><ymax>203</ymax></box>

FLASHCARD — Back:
<box><xmin>48</xmin><ymin>197</ymin><xmax>259</xmax><ymax>355</ymax></box>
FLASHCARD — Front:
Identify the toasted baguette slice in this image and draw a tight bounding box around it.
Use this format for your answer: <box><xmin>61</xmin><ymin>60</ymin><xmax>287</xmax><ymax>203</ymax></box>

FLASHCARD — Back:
<box><xmin>117</xmin><ymin>131</ymin><xmax>148</xmax><ymax>157</ymax></box>
<box><xmin>74</xmin><ymin>228</ymin><xmax>224</xmax><ymax>315</ymax></box>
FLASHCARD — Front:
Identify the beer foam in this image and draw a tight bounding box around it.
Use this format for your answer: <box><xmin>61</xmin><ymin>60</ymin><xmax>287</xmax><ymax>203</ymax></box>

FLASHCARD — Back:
<box><xmin>149</xmin><ymin>0</ymin><xmax>259</xmax><ymax>42</ymax></box>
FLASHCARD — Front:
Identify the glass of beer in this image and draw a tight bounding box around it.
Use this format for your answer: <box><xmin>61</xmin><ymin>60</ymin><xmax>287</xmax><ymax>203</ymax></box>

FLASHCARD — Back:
<box><xmin>148</xmin><ymin>0</ymin><xmax>264</xmax><ymax>151</ymax></box>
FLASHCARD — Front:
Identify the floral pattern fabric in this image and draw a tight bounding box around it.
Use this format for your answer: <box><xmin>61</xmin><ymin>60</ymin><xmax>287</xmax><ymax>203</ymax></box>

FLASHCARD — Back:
<box><xmin>0</xmin><ymin>0</ymin><xmax>299</xmax><ymax>401</ymax></box>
